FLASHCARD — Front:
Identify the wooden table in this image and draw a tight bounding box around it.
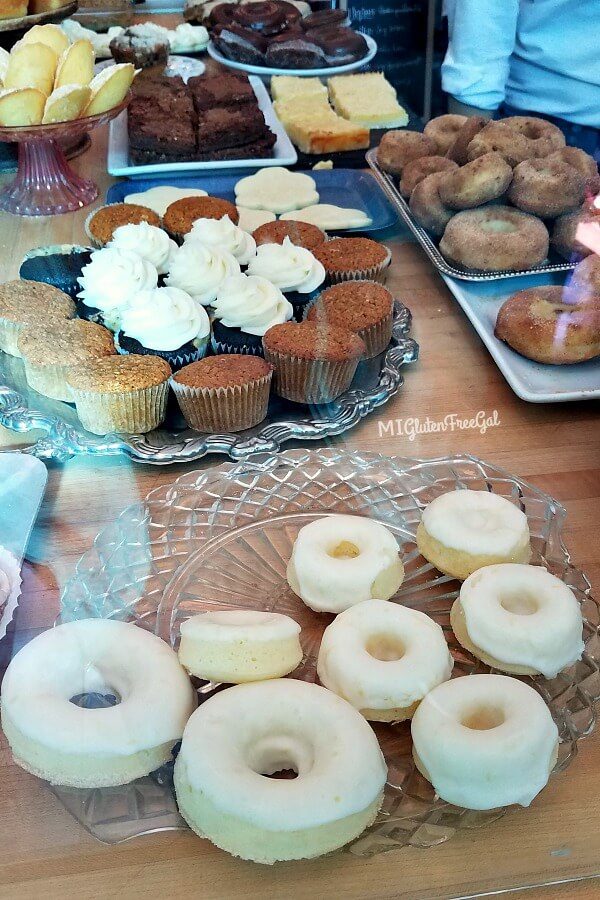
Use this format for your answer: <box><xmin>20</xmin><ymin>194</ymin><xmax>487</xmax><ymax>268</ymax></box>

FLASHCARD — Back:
<box><xmin>0</xmin><ymin>120</ymin><xmax>599</xmax><ymax>900</ymax></box>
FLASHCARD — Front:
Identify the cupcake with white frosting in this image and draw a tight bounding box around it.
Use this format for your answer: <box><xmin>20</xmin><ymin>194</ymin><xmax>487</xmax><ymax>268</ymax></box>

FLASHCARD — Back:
<box><xmin>115</xmin><ymin>286</ymin><xmax>211</xmax><ymax>369</ymax></box>
<box><xmin>166</xmin><ymin>241</ymin><xmax>240</xmax><ymax>307</ymax></box>
<box><xmin>246</xmin><ymin>237</ymin><xmax>325</xmax><ymax>320</ymax></box>
<box><xmin>76</xmin><ymin>247</ymin><xmax>158</xmax><ymax>331</ymax></box>
<box><xmin>185</xmin><ymin>216</ymin><xmax>256</xmax><ymax>267</ymax></box>
<box><xmin>211</xmin><ymin>274</ymin><xmax>294</xmax><ymax>356</ymax></box>
<box><xmin>108</xmin><ymin>222</ymin><xmax>178</xmax><ymax>276</ymax></box>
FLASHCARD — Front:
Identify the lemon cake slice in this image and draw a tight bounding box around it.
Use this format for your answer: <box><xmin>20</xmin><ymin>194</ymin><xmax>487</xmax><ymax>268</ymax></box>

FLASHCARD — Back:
<box><xmin>328</xmin><ymin>73</ymin><xmax>409</xmax><ymax>129</ymax></box>
<box><xmin>271</xmin><ymin>75</ymin><xmax>327</xmax><ymax>103</ymax></box>
<box><xmin>273</xmin><ymin>95</ymin><xmax>369</xmax><ymax>154</ymax></box>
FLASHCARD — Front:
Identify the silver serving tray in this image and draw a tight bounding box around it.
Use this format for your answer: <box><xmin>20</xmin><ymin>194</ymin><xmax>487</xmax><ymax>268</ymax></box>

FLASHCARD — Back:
<box><xmin>366</xmin><ymin>148</ymin><xmax>576</xmax><ymax>282</ymax></box>
<box><xmin>0</xmin><ymin>303</ymin><xmax>418</xmax><ymax>464</ymax></box>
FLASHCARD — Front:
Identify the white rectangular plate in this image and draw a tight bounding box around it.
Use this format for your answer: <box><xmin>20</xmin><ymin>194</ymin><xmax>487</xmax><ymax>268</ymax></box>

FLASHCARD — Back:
<box><xmin>107</xmin><ymin>74</ymin><xmax>297</xmax><ymax>177</ymax></box>
<box><xmin>442</xmin><ymin>272</ymin><xmax>600</xmax><ymax>403</ymax></box>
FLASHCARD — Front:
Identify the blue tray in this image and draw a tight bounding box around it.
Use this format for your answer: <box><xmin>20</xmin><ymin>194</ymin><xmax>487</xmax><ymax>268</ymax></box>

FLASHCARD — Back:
<box><xmin>106</xmin><ymin>169</ymin><xmax>398</xmax><ymax>233</ymax></box>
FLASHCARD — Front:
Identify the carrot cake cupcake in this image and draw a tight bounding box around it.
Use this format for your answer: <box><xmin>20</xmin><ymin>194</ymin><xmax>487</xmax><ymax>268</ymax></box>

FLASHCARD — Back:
<box><xmin>314</xmin><ymin>237</ymin><xmax>392</xmax><ymax>285</ymax></box>
<box><xmin>252</xmin><ymin>220</ymin><xmax>327</xmax><ymax>252</ymax></box>
<box><xmin>163</xmin><ymin>196</ymin><xmax>239</xmax><ymax>242</ymax></box>
<box><xmin>306</xmin><ymin>281</ymin><xmax>394</xmax><ymax>358</ymax></box>
<box><xmin>86</xmin><ymin>203</ymin><xmax>161</xmax><ymax>247</ymax></box>
<box><xmin>66</xmin><ymin>354</ymin><xmax>171</xmax><ymax>435</ymax></box>
<box><xmin>0</xmin><ymin>280</ymin><xmax>76</xmax><ymax>357</ymax></box>
<box><xmin>262</xmin><ymin>321</ymin><xmax>365</xmax><ymax>404</ymax></box>
<box><xmin>171</xmin><ymin>354</ymin><xmax>273</xmax><ymax>432</ymax></box>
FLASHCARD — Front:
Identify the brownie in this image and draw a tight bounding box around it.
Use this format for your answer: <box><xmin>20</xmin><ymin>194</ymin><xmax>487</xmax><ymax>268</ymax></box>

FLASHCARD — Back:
<box><xmin>197</xmin><ymin>104</ymin><xmax>269</xmax><ymax>151</ymax></box>
<box><xmin>130</xmin><ymin>134</ymin><xmax>277</xmax><ymax>165</ymax></box>
<box><xmin>187</xmin><ymin>71</ymin><xmax>255</xmax><ymax>111</ymax></box>
<box><xmin>129</xmin><ymin>109</ymin><xmax>197</xmax><ymax>156</ymax></box>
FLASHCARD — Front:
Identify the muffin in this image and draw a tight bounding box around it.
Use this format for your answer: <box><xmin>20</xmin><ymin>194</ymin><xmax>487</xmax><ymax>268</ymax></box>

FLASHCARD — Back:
<box><xmin>19</xmin><ymin>245</ymin><xmax>94</xmax><ymax>301</ymax></box>
<box><xmin>314</xmin><ymin>237</ymin><xmax>392</xmax><ymax>285</ymax></box>
<box><xmin>18</xmin><ymin>319</ymin><xmax>116</xmax><ymax>402</ymax></box>
<box><xmin>76</xmin><ymin>247</ymin><xmax>158</xmax><ymax>330</ymax></box>
<box><xmin>110</xmin><ymin>24</ymin><xmax>170</xmax><ymax>68</ymax></box>
<box><xmin>262</xmin><ymin>321</ymin><xmax>365</xmax><ymax>404</ymax></box>
<box><xmin>171</xmin><ymin>354</ymin><xmax>273</xmax><ymax>433</ymax></box>
<box><xmin>252</xmin><ymin>220</ymin><xmax>327</xmax><ymax>252</ymax></box>
<box><xmin>85</xmin><ymin>203</ymin><xmax>161</xmax><ymax>248</ymax></box>
<box><xmin>306</xmin><ymin>281</ymin><xmax>394</xmax><ymax>358</ymax></box>
<box><xmin>211</xmin><ymin>273</ymin><xmax>293</xmax><ymax>356</ymax></box>
<box><xmin>0</xmin><ymin>280</ymin><xmax>76</xmax><ymax>357</ymax></box>
<box><xmin>163</xmin><ymin>197</ymin><xmax>240</xmax><ymax>243</ymax></box>
<box><xmin>246</xmin><ymin>237</ymin><xmax>326</xmax><ymax>320</ymax></box>
<box><xmin>66</xmin><ymin>354</ymin><xmax>171</xmax><ymax>435</ymax></box>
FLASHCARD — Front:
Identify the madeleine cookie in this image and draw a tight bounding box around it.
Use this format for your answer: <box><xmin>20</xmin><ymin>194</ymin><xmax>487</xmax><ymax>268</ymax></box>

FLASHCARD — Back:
<box><xmin>4</xmin><ymin>42</ymin><xmax>57</xmax><ymax>96</ymax></box>
<box><xmin>21</xmin><ymin>24</ymin><xmax>69</xmax><ymax>57</ymax></box>
<box><xmin>54</xmin><ymin>39</ymin><xmax>94</xmax><ymax>89</ymax></box>
<box><xmin>84</xmin><ymin>64</ymin><xmax>136</xmax><ymax>117</ymax></box>
<box><xmin>42</xmin><ymin>85</ymin><xmax>91</xmax><ymax>124</ymax></box>
<box><xmin>0</xmin><ymin>88</ymin><xmax>45</xmax><ymax>126</ymax></box>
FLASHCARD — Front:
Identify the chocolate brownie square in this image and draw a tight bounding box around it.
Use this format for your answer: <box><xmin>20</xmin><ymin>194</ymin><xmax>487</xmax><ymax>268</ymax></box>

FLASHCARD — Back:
<box><xmin>187</xmin><ymin>72</ymin><xmax>256</xmax><ymax>112</ymax></box>
<box><xmin>128</xmin><ymin>107</ymin><xmax>197</xmax><ymax>156</ymax></box>
<box><xmin>194</xmin><ymin>132</ymin><xmax>277</xmax><ymax>161</ymax></box>
<box><xmin>196</xmin><ymin>103</ymin><xmax>271</xmax><ymax>151</ymax></box>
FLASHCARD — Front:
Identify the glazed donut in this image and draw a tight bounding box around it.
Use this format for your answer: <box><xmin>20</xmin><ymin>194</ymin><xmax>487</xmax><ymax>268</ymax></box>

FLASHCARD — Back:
<box><xmin>1</xmin><ymin>619</ymin><xmax>196</xmax><ymax>788</ymax></box>
<box><xmin>500</xmin><ymin>116</ymin><xmax>565</xmax><ymax>157</ymax></box>
<box><xmin>445</xmin><ymin>115</ymin><xmax>487</xmax><ymax>165</ymax></box>
<box><xmin>287</xmin><ymin>515</ymin><xmax>404</xmax><ymax>613</ymax></box>
<box><xmin>423</xmin><ymin>114</ymin><xmax>467</xmax><ymax>155</ymax></box>
<box><xmin>317</xmin><ymin>599</ymin><xmax>453</xmax><ymax>722</ymax></box>
<box><xmin>377</xmin><ymin>129</ymin><xmax>436</xmax><ymax>176</ymax></box>
<box><xmin>467</xmin><ymin>122</ymin><xmax>533</xmax><ymax>168</ymax></box>
<box><xmin>439</xmin><ymin>206</ymin><xmax>549</xmax><ymax>272</ymax></box>
<box><xmin>494</xmin><ymin>285</ymin><xmax>600</xmax><ymax>364</ymax></box>
<box><xmin>508</xmin><ymin>158</ymin><xmax>585</xmax><ymax>218</ymax></box>
<box><xmin>399</xmin><ymin>156</ymin><xmax>458</xmax><ymax>199</ymax></box>
<box><xmin>411</xmin><ymin>674</ymin><xmax>559</xmax><ymax>810</ymax></box>
<box><xmin>174</xmin><ymin>679</ymin><xmax>387</xmax><ymax>863</ymax></box>
<box><xmin>416</xmin><ymin>489</ymin><xmax>531</xmax><ymax>581</ymax></box>
<box><xmin>178</xmin><ymin>610</ymin><xmax>303</xmax><ymax>683</ymax></box>
<box><xmin>438</xmin><ymin>152</ymin><xmax>512</xmax><ymax>210</ymax></box>
<box><xmin>551</xmin><ymin>208</ymin><xmax>595</xmax><ymax>259</ymax></box>
<box><xmin>546</xmin><ymin>147</ymin><xmax>600</xmax><ymax>195</ymax></box>
<box><xmin>409</xmin><ymin>171</ymin><xmax>455</xmax><ymax>237</ymax></box>
<box><xmin>451</xmin><ymin>564</ymin><xmax>584</xmax><ymax>678</ymax></box>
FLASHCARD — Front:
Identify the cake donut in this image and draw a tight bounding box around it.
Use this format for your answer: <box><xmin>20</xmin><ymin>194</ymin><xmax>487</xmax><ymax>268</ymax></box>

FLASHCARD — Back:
<box><xmin>466</xmin><ymin>121</ymin><xmax>533</xmax><ymax>168</ymax></box>
<box><xmin>174</xmin><ymin>678</ymin><xmax>387</xmax><ymax>862</ymax></box>
<box><xmin>439</xmin><ymin>206</ymin><xmax>549</xmax><ymax>272</ymax></box>
<box><xmin>416</xmin><ymin>489</ymin><xmax>532</xmax><ymax>581</ymax></box>
<box><xmin>399</xmin><ymin>156</ymin><xmax>458</xmax><ymax>199</ymax></box>
<box><xmin>546</xmin><ymin>147</ymin><xmax>600</xmax><ymax>195</ymax></box>
<box><xmin>317</xmin><ymin>599</ymin><xmax>453</xmax><ymax>722</ymax></box>
<box><xmin>507</xmin><ymin>158</ymin><xmax>585</xmax><ymax>219</ymax></box>
<box><xmin>409</xmin><ymin>171</ymin><xmax>455</xmax><ymax>237</ymax></box>
<box><xmin>445</xmin><ymin>114</ymin><xmax>487</xmax><ymax>165</ymax></box>
<box><xmin>439</xmin><ymin>152</ymin><xmax>512</xmax><ymax>210</ymax></box>
<box><xmin>1</xmin><ymin>619</ymin><xmax>196</xmax><ymax>787</ymax></box>
<box><xmin>551</xmin><ymin>208</ymin><xmax>595</xmax><ymax>260</ymax></box>
<box><xmin>178</xmin><ymin>609</ymin><xmax>303</xmax><ymax>683</ymax></box>
<box><xmin>377</xmin><ymin>130</ymin><xmax>436</xmax><ymax>176</ymax></box>
<box><xmin>411</xmin><ymin>674</ymin><xmax>559</xmax><ymax>810</ymax></box>
<box><xmin>500</xmin><ymin>116</ymin><xmax>566</xmax><ymax>157</ymax></box>
<box><xmin>287</xmin><ymin>514</ymin><xmax>404</xmax><ymax>613</ymax></box>
<box><xmin>451</xmin><ymin>564</ymin><xmax>584</xmax><ymax>678</ymax></box>
<box><xmin>423</xmin><ymin>114</ymin><xmax>467</xmax><ymax>155</ymax></box>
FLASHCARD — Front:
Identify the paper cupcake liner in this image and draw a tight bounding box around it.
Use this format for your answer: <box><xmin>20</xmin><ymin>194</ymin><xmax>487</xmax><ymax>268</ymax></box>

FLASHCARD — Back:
<box><xmin>84</xmin><ymin>205</ymin><xmax>115</xmax><ymax>249</ymax></box>
<box><xmin>0</xmin><ymin>546</ymin><xmax>22</xmax><ymax>643</ymax></box>
<box><xmin>323</xmin><ymin>247</ymin><xmax>393</xmax><ymax>286</ymax></box>
<box><xmin>302</xmin><ymin>285</ymin><xmax>394</xmax><ymax>359</ymax></box>
<box><xmin>23</xmin><ymin>360</ymin><xmax>73</xmax><ymax>402</ymax></box>
<box><xmin>210</xmin><ymin>335</ymin><xmax>265</xmax><ymax>357</ymax></box>
<box><xmin>170</xmin><ymin>372</ymin><xmax>272</xmax><ymax>433</ymax></box>
<box><xmin>262</xmin><ymin>347</ymin><xmax>360</xmax><ymax>404</ymax></box>
<box><xmin>68</xmin><ymin>382</ymin><xmax>170</xmax><ymax>435</ymax></box>
<box><xmin>114</xmin><ymin>333</ymin><xmax>209</xmax><ymax>371</ymax></box>
<box><xmin>0</xmin><ymin>319</ymin><xmax>24</xmax><ymax>357</ymax></box>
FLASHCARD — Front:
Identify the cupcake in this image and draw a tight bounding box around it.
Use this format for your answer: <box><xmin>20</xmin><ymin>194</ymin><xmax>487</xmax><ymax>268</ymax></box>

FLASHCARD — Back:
<box><xmin>0</xmin><ymin>280</ymin><xmax>75</xmax><ymax>357</ymax></box>
<box><xmin>166</xmin><ymin>241</ymin><xmax>240</xmax><ymax>306</ymax></box>
<box><xmin>211</xmin><ymin>274</ymin><xmax>293</xmax><ymax>356</ymax></box>
<box><xmin>253</xmin><ymin>220</ymin><xmax>327</xmax><ymax>252</ymax></box>
<box><xmin>19</xmin><ymin>245</ymin><xmax>93</xmax><ymax>301</ymax></box>
<box><xmin>305</xmin><ymin>281</ymin><xmax>394</xmax><ymax>359</ymax></box>
<box><xmin>76</xmin><ymin>247</ymin><xmax>158</xmax><ymax>330</ymax></box>
<box><xmin>246</xmin><ymin>237</ymin><xmax>326</xmax><ymax>320</ymax></box>
<box><xmin>18</xmin><ymin>319</ymin><xmax>116</xmax><ymax>402</ymax></box>
<box><xmin>85</xmin><ymin>203</ymin><xmax>161</xmax><ymax>248</ymax></box>
<box><xmin>107</xmin><ymin>222</ymin><xmax>178</xmax><ymax>275</ymax></box>
<box><xmin>66</xmin><ymin>354</ymin><xmax>171</xmax><ymax>435</ymax></box>
<box><xmin>171</xmin><ymin>354</ymin><xmax>273</xmax><ymax>433</ymax></box>
<box><xmin>115</xmin><ymin>286</ymin><xmax>211</xmax><ymax>370</ymax></box>
<box><xmin>185</xmin><ymin>215</ymin><xmax>256</xmax><ymax>266</ymax></box>
<box><xmin>163</xmin><ymin>196</ymin><xmax>239</xmax><ymax>243</ymax></box>
<box><xmin>262</xmin><ymin>321</ymin><xmax>365</xmax><ymax>404</ymax></box>
<box><xmin>314</xmin><ymin>237</ymin><xmax>392</xmax><ymax>285</ymax></box>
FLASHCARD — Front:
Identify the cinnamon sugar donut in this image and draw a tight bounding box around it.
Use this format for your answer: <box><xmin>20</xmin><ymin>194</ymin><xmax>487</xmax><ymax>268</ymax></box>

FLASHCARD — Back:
<box><xmin>508</xmin><ymin>158</ymin><xmax>585</xmax><ymax>218</ymax></box>
<box><xmin>500</xmin><ymin>116</ymin><xmax>565</xmax><ymax>157</ymax></box>
<box><xmin>439</xmin><ymin>152</ymin><xmax>512</xmax><ymax>210</ymax></box>
<box><xmin>446</xmin><ymin>115</ymin><xmax>487</xmax><ymax>165</ymax></box>
<box><xmin>399</xmin><ymin>156</ymin><xmax>458</xmax><ymax>199</ymax></box>
<box><xmin>546</xmin><ymin>147</ymin><xmax>600</xmax><ymax>195</ymax></box>
<box><xmin>551</xmin><ymin>208</ymin><xmax>595</xmax><ymax>260</ymax></box>
<box><xmin>377</xmin><ymin>130</ymin><xmax>436</xmax><ymax>176</ymax></box>
<box><xmin>439</xmin><ymin>206</ymin><xmax>549</xmax><ymax>272</ymax></box>
<box><xmin>467</xmin><ymin>122</ymin><xmax>533</xmax><ymax>168</ymax></box>
<box><xmin>495</xmin><ymin>286</ymin><xmax>600</xmax><ymax>364</ymax></box>
<box><xmin>409</xmin><ymin>172</ymin><xmax>454</xmax><ymax>237</ymax></box>
<box><xmin>424</xmin><ymin>114</ymin><xmax>467</xmax><ymax>155</ymax></box>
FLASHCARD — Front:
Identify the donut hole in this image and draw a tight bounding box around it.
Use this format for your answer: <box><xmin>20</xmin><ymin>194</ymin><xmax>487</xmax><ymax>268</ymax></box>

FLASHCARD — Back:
<box><xmin>328</xmin><ymin>540</ymin><xmax>360</xmax><ymax>560</ymax></box>
<box><xmin>461</xmin><ymin>705</ymin><xmax>505</xmax><ymax>731</ymax></box>
<box><xmin>500</xmin><ymin>590</ymin><xmax>539</xmax><ymax>616</ymax></box>
<box><xmin>70</xmin><ymin>691</ymin><xmax>121</xmax><ymax>708</ymax></box>
<box><xmin>366</xmin><ymin>633</ymin><xmax>405</xmax><ymax>662</ymax></box>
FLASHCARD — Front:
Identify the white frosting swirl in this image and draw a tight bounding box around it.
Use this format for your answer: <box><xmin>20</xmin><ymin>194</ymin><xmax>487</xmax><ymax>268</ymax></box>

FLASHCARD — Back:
<box><xmin>169</xmin><ymin>23</ymin><xmax>209</xmax><ymax>51</ymax></box>
<box><xmin>213</xmin><ymin>274</ymin><xmax>293</xmax><ymax>336</ymax></box>
<box><xmin>185</xmin><ymin>215</ymin><xmax>257</xmax><ymax>265</ymax></box>
<box><xmin>77</xmin><ymin>247</ymin><xmax>158</xmax><ymax>324</ymax></box>
<box><xmin>246</xmin><ymin>237</ymin><xmax>325</xmax><ymax>294</ymax></box>
<box><xmin>120</xmin><ymin>286</ymin><xmax>210</xmax><ymax>351</ymax></box>
<box><xmin>166</xmin><ymin>241</ymin><xmax>240</xmax><ymax>306</ymax></box>
<box><xmin>108</xmin><ymin>222</ymin><xmax>177</xmax><ymax>275</ymax></box>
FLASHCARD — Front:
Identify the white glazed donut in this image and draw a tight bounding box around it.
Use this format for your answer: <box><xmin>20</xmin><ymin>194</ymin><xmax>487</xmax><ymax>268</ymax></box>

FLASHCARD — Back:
<box><xmin>287</xmin><ymin>515</ymin><xmax>405</xmax><ymax>613</ymax></box>
<box><xmin>174</xmin><ymin>678</ymin><xmax>387</xmax><ymax>863</ymax></box>
<box><xmin>416</xmin><ymin>490</ymin><xmax>531</xmax><ymax>581</ymax></box>
<box><xmin>1</xmin><ymin>619</ymin><xmax>196</xmax><ymax>788</ymax></box>
<box><xmin>178</xmin><ymin>609</ymin><xmax>303</xmax><ymax>683</ymax></box>
<box><xmin>317</xmin><ymin>599</ymin><xmax>454</xmax><ymax>721</ymax></box>
<box><xmin>411</xmin><ymin>674</ymin><xmax>558</xmax><ymax>810</ymax></box>
<box><xmin>451</xmin><ymin>564</ymin><xmax>584</xmax><ymax>678</ymax></box>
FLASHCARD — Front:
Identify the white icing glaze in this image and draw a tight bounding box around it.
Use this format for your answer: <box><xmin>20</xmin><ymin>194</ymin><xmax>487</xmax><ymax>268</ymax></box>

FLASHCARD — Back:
<box><xmin>108</xmin><ymin>222</ymin><xmax>177</xmax><ymax>275</ymax></box>
<box><xmin>176</xmin><ymin>678</ymin><xmax>387</xmax><ymax>829</ymax></box>
<box><xmin>421</xmin><ymin>490</ymin><xmax>530</xmax><ymax>557</ymax></box>
<box><xmin>459</xmin><ymin>564</ymin><xmax>584</xmax><ymax>678</ymax></box>
<box><xmin>186</xmin><ymin>215</ymin><xmax>256</xmax><ymax>265</ymax></box>
<box><xmin>212</xmin><ymin>274</ymin><xmax>293</xmax><ymax>335</ymax></box>
<box><xmin>318</xmin><ymin>599</ymin><xmax>453</xmax><ymax>712</ymax></box>
<box><xmin>180</xmin><ymin>610</ymin><xmax>300</xmax><ymax>643</ymax></box>
<box><xmin>169</xmin><ymin>23</ymin><xmax>209</xmax><ymax>51</ymax></box>
<box><xmin>236</xmin><ymin>206</ymin><xmax>276</xmax><ymax>233</ymax></box>
<box><xmin>120</xmin><ymin>286</ymin><xmax>209</xmax><ymax>351</ymax></box>
<box><xmin>246</xmin><ymin>237</ymin><xmax>325</xmax><ymax>294</ymax></box>
<box><xmin>77</xmin><ymin>247</ymin><xmax>158</xmax><ymax>317</ymax></box>
<box><xmin>123</xmin><ymin>186</ymin><xmax>208</xmax><ymax>217</ymax></box>
<box><xmin>166</xmin><ymin>241</ymin><xmax>240</xmax><ymax>306</ymax></box>
<box><xmin>281</xmin><ymin>204</ymin><xmax>373</xmax><ymax>230</ymax></box>
<box><xmin>235</xmin><ymin>167</ymin><xmax>319</xmax><ymax>214</ymax></box>
<box><xmin>411</xmin><ymin>674</ymin><xmax>558</xmax><ymax>810</ymax></box>
<box><xmin>1</xmin><ymin>619</ymin><xmax>195</xmax><ymax>756</ymax></box>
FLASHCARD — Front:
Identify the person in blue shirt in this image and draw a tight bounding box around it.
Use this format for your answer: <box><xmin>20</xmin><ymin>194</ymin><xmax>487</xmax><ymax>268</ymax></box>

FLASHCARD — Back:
<box><xmin>441</xmin><ymin>0</ymin><xmax>600</xmax><ymax>160</ymax></box>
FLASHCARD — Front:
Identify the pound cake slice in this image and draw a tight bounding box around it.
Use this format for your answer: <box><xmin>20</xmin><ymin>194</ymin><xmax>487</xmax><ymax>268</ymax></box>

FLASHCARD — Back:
<box><xmin>271</xmin><ymin>75</ymin><xmax>328</xmax><ymax>103</ymax></box>
<box><xmin>328</xmin><ymin>73</ymin><xmax>409</xmax><ymax>129</ymax></box>
<box><xmin>273</xmin><ymin>95</ymin><xmax>369</xmax><ymax>155</ymax></box>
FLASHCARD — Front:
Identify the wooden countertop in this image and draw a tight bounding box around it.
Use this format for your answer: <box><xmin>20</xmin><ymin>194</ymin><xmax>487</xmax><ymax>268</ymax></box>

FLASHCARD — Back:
<box><xmin>0</xmin><ymin>119</ymin><xmax>599</xmax><ymax>900</ymax></box>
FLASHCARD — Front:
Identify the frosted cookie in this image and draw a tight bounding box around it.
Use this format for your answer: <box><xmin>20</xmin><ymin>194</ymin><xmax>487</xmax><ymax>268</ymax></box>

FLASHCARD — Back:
<box><xmin>124</xmin><ymin>185</ymin><xmax>209</xmax><ymax>217</ymax></box>
<box><xmin>235</xmin><ymin>167</ymin><xmax>319</xmax><ymax>214</ymax></box>
<box><xmin>281</xmin><ymin>204</ymin><xmax>373</xmax><ymax>230</ymax></box>
<box><xmin>236</xmin><ymin>206</ymin><xmax>276</xmax><ymax>233</ymax></box>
